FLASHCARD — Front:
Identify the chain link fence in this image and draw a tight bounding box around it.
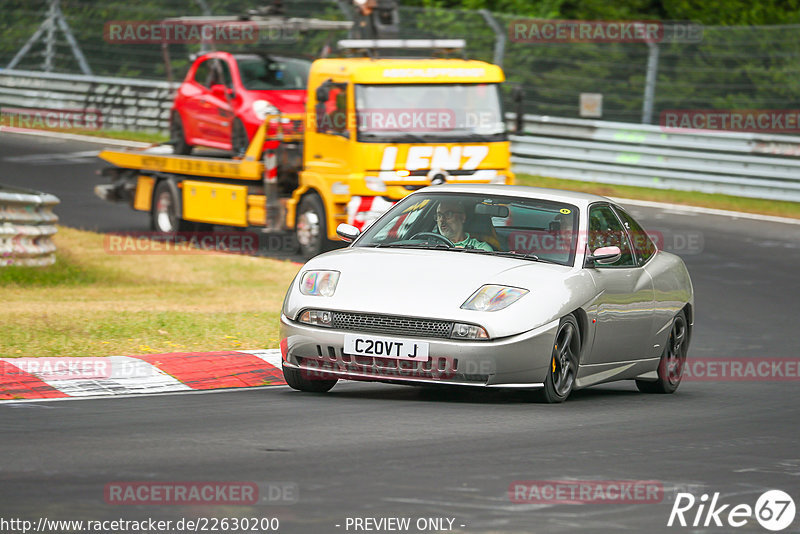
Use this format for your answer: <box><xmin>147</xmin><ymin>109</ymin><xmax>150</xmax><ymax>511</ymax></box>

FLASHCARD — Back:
<box><xmin>1</xmin><ymin>0</ymin><xmax>799</xmax><ymax>125</ymax></box>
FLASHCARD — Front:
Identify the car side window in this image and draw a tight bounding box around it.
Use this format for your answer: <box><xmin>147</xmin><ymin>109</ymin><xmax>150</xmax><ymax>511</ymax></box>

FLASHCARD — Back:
<box><xmin>315</xmin><ymin>81</ymin><xmax>349</xmax><ymax>136</ymax></box>
<box><xmin>208</xmin><ymin>59</ymin><xmax>233</xmax><ymax>88</ymax></box>
<box><xmin>613</xmin><ymin>206</ymin><xmax>656</xmax><ymax>266</ymax></box>
<box><xmin>588</xmin><ymin>204</ymin><xmax>636</xmax><ymax>268</ymax></box>
<box><xmin>193</xmin><ymin>59</ymin><xmax>211</xmax><ymax>88</ymax></box>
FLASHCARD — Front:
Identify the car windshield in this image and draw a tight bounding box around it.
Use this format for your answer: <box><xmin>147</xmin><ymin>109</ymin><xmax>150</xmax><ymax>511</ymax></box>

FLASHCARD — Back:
<box><xmin>354</xmin><ymin>84</ymin><xmax>506</xmax><ymax>142</ymax></box>
<box><xmin>236</xmin><ymin>55</ymin><xmax>310</xmax><ymax>90</ymax></box>
<box><xmin>355</xmin><ymin>192</ymin><xmax>580</xmax><ymax>266</ymax></box>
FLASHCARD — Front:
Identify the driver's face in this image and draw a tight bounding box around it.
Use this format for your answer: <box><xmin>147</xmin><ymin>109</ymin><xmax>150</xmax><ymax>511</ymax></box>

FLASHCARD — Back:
<box><xmin>436</xmin><ymin>203</ymin><xmax>465</xmax><ymax>241</ymax></box>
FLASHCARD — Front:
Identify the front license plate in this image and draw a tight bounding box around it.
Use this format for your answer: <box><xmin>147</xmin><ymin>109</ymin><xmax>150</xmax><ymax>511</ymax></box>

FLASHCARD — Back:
<box><xmin>343</xmin><ymin>334</ymin><xmax>429</xmax><ymax>361</ymax></box>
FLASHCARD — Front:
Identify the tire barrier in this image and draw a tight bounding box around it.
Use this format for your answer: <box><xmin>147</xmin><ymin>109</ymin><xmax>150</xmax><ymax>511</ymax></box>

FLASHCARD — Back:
<box><xmin>0</xmin><ymin>184</ymin><xmax>59</xmax><ymax>266</ymax></box>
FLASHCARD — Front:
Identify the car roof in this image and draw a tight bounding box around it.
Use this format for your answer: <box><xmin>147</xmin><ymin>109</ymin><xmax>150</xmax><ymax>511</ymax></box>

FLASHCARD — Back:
<box><xmin>417</xmin><ymin>184</ymin><xmax>613</xmax><ymax>209</ymax></box>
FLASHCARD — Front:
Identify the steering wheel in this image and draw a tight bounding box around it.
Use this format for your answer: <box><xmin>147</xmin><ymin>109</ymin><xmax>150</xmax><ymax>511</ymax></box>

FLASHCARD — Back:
<box><xmin>410</xmin><ymin>232</ymin><xmax>455</xmax><ymax>247</ymax></box>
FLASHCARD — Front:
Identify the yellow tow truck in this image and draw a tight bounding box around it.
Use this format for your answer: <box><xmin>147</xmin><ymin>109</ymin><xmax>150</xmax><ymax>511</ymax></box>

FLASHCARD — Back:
<box><xmin>95</xmin><ymin>39</ymin><xmax>514</xmax><ymax>257</ymax></box>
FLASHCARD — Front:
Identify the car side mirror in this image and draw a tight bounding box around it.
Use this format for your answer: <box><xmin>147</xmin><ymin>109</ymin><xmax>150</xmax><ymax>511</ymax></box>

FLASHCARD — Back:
<box><xmin>336</xmin><ymin>223</ymin><xmax>360</xmax><ymax>242</ymax></box>
<box><xmin>211</xmin><ymin>84</ymin><xmax>231</xmax><ymax>99</ymax></box>
<box><xmin>588</xmin><ymin>246</ymin><xmax>621</xmax><ymax>265</ymax></box>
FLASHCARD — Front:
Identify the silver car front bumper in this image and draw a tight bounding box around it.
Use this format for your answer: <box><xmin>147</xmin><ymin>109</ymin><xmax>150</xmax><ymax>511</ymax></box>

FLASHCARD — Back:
<box><xmin>279</xmin><ymin>314</ymin><xmax>560</xmax><ymax>387</ymax></box>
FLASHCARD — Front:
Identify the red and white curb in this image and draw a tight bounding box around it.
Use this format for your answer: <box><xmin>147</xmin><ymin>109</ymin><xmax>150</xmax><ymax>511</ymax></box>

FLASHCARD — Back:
<box><xmin>0</xmin><ymin>349</ymin><xmax>283</xmax><ymax>401</ymax></box>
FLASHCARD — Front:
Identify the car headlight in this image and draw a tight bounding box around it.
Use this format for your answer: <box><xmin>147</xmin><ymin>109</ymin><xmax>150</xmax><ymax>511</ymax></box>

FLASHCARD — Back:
<box><xmin>451</xmin><ymin>322</ymin><xmax>489</xmax><ymax>340</ymax></box>
<box><xmin>298</xmin><ymin>309</ymin><xmax>333</xmax><ymax>327</ymax></box>
<box><xmin>461</xmin><ymin>285</ymin><xmax>528</xmax><ymax>312</ymax></box>
<box><xmin>253</xmin><ymin>100</ymin><xmax>279</xmax><ymax>120</ymax></box>
<box><xmin>299</xmin><ymin>270</ymin><xmax>340</xmax><ymax>297</ymax></box>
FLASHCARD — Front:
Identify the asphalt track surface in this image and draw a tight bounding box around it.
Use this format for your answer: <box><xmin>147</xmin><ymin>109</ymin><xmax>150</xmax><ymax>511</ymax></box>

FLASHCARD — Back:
<box><xmin>1</xmin><ymin>132</ymin><xmax>799</xmax><ymax>533</ymax></box>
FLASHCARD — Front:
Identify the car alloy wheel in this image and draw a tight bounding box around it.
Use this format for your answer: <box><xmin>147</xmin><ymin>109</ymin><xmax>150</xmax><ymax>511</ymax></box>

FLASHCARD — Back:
<box><xmin>636</xmin><ymin>311</ymin><xmax>688</xmax><ymax>394</ymax></box>
<box><xmin>538</xmin><ymin>315</ymin><xmax>581</xmax><ymax>403</ymax></box>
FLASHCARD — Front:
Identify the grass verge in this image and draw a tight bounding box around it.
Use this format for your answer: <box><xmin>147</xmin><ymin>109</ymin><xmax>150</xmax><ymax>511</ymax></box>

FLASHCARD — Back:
<box><xmin>515</xmin><ymin>174</ymin><xmax>800</xmax><ymax>219</ymax></box>
<box><xmin>0</xmin><ymin>227</ymin><xmax>300</xmax><ymax>357</ymax></box>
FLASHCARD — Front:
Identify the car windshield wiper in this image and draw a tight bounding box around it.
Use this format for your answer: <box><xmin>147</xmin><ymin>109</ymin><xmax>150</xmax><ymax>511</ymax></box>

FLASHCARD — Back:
<box><xmin>359</xmin><ymin>132</ymin><xmax>427</xmax><ymax>143</ymax></box>
<box><xmin>485</xmin><ymin>250</ymin><xmax>564</xmax><ymax>265</ymax></box>
<box><xmin>370</xmin><ymin>242</ymin><xmax>451</xmax><ymax>250</ymax></box>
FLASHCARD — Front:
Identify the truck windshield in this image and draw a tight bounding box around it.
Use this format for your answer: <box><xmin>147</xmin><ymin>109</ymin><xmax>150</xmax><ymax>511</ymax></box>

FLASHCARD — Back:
<box><xmin>354</xmin><ymin>84</ymin><xmax>506</xmax><ymax>142</ymax></box>
<box><xmin>236</xmin><ymin>55</ymin><xmax>310</xmax><ymax>90</ymax></box>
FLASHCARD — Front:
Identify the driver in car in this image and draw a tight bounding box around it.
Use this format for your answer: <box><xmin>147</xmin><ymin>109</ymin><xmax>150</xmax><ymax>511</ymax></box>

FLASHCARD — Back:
<box><xmin>435</xmin><ymin>200</ymin><xmax>493</xmax><ymax>251</ymax></box>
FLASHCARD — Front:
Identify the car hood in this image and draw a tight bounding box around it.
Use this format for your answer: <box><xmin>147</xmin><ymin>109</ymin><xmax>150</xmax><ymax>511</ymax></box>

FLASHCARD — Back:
<box><xmin>249</xmin><ymin>90</ymin><xmax>305</xmax><ymax>113</ymax></box>
<box><xmin>286</xmin><ymin>247</ymin><xmax>596</xmax><ymax>338</ymax></box>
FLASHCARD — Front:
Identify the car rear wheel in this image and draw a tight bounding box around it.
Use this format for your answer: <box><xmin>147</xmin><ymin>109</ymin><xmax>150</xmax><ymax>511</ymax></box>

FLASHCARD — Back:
<box><xmin>636</xmin><ymin>311</ymin><xmax>688</xmax><ymax>394</ymax></box>
<box><xmin>170</xmin><ymin>112</ymin><xmax>193</xmax><ymax>155</ymax></box>
<box><xmin>232</xmin><ymin>118</ymin><xmax>249</xmax><ymax>156</ymax></box>
<box><xmin>282</xmin><ymin>364</ymin><xmax>337</xmax><ymax>393</ymax></box>
<box><xmin>296</xmin><ymin>193</ymin><xmax>333</xmax><ymax>258</ymax></box>
<box><xmin>537</xmin><ymin>315</ymin><xmax>581</xmax><ymax>403</ymax></box>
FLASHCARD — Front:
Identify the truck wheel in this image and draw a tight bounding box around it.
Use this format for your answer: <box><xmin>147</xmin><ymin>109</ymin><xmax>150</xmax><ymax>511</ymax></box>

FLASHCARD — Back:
<box><xmin>170</xmin><ymin>112</ymin><xmax>193</xmax><ymax>155</ymax></box>
<box><xmin>232</xmin><ymin>119</ymin><xmax>249</xmax><ymax>157</ymax></box>
<box><xmin>296</xmin><ymin>193</ymin><xmax>332</xmax><ymax>258</ymax></box>
<box><xmin>151</xmin><ymin>180</ymin><xmax>194</xmax><ymax>233</ymax></box>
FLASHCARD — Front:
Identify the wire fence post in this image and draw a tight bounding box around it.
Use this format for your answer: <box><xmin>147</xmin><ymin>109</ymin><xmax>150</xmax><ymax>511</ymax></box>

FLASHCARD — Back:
<box><xmin>641</xmin><ymin>41</ymin><xmax>659</xmax><ymax>124</ymax></box>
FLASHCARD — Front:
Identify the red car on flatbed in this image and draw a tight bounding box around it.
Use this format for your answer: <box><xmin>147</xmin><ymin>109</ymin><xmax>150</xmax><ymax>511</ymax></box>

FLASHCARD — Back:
<box><xmin>170</xmin><ymin>51</ymin><xmax>311</xmax><ymax>155</ymax></box>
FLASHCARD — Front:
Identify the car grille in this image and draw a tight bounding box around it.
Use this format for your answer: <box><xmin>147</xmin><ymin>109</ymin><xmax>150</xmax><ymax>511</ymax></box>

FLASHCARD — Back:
<box><xmin>297</xmin><ymin>354</ymin><xmax>488</xmax><ymax>384</ymax></box>
<box><xmin>330</xmin><ymin>311</ymin><xmax>453</xmax><ymax>339</ymax></box>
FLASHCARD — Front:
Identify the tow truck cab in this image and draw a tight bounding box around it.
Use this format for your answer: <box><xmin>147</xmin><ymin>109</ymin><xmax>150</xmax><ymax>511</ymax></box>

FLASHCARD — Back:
<box><xmin>290</xmin><ymin>52</ymin><xmax>513</xmax><ymax>250</ymax></box>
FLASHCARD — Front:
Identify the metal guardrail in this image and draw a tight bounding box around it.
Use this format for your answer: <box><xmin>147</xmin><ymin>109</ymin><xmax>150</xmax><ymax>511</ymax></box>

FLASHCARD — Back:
<box><xmin>0</xmin><ymin>69</ymin><xmax>177</xmax><ymax>131</ymax></box>
<box><xmin>509</xmin><ymin>114</ymin><xmax>800</xmax><ymax>202</ymax></box>
<box><xmin>0</xmin><ymin>185</ymin><xmax>59</xmax><ymax>266</ymax></box>
<box><xmin>2</xmin><ymin>70</ymin><xmax>800</xmax><ymax>202</ymax></box>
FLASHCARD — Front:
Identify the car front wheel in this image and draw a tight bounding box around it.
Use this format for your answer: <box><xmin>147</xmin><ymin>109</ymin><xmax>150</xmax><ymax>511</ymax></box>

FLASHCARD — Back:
<box><xmin>537</xmin><ymin>315</ymin><xmax>581</xmax><ymax>403</ymax></box>
<box><xmin>283</xmin><ymin>364</ymin><xmax>337</xmax><ymax>393</ymax></box>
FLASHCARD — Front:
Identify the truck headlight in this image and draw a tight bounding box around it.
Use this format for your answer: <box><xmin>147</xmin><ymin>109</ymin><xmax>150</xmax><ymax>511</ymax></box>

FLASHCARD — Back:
<box><xmin>299</xmin><ymin>270</ymin><xmax>340</xmax><ymax>297</ymax></box>
<box><xmin>253</xmin><ymin>100</ymin><xmax>279</xmax><ymax>120</ymax></box>
<box><xmin>461</xmin><ymin>285</ymin><xmax>528</xmax><ymax>312</ymax></box>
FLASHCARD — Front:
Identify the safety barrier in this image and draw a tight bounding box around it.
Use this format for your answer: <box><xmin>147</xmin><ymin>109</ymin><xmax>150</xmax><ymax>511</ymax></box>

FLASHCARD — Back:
<box><xmin>510</xmin><ymin>114</ymin><xmax>800</xmax><ymax>202</ymax></box>
<box><xmin>0</xmin><ymin>185</ymin><xmax>60</xmax><ymax>266</ymax></box>
<box><xmin>2</xmin><ymin>69</ymin><xmax>800</xmax><ymax>202</ymax></box>
<box><xmin>0</xmin><ymin>69</ymin><xmax>177</xmax><ymax>131</ymax></box>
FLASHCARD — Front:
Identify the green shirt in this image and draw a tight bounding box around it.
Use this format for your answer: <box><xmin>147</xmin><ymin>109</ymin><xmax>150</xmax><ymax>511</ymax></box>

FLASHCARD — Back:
<box><xmin>454</xmin><ymin>233</ymin><xmax>493</xmax><ymax>251</ymax></box>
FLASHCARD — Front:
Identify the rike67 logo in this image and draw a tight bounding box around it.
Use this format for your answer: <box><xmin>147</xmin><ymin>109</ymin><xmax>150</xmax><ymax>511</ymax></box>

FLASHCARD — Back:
<box><xmin>669</xmin><ymin>490</ymin><xmax>796</xmax><ymax>531</ymax></box>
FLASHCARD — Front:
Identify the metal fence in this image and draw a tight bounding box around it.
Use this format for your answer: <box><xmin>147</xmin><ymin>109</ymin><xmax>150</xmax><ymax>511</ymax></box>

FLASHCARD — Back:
<box><xmin>2</xmin><ymin>1</ymin><xmax>799</xmax><ymax>124</ymax></box>
<box><xmin>2</xmin><ymin>67</ymin><xmax>800</xmax><ymax>202</ymax></box>
<box><xmin>511</xmin><ymin>114</ymin><xmax>800</xmax><ymax>202</ymax></box>
<box><xmin>0</xmin><ymin>185</ymin><xmax>60</xmax><ymax>267</ymax></box>
<box><xmin>0</xmin><ymin>69</ymin><xmax>177</xmax><ymax>131</ymax></box>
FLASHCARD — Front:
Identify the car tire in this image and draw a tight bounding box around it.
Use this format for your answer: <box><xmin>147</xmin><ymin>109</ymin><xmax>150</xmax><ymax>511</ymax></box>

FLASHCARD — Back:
<box><xmin>232</xmin><ymin>118</ymin><xmax>249</xmax><ymax>157</ymax></box>
<box><xmin>636</xmin><ymin>310</ymin><xmax>688</xmax><ymax>394</ymax></box>
<box><xmin>537</xmin><ymin>315</ymin><xmax>581</xmax><ymax>403</ymax></box>
<box><xmin>296</xmin><ymin>192</ymin><xmax>333</xmax><ymax>258</ymax></box>
<box><xmin>170</xmin><ymin>112</ymin><xmax>193</xmax><ymax>155</ymax></box>
<box><xmin>282</xmin><ymin>364</ymin><xmax>338</xmax><ymax>393</ymax></box>
<box><xmin>151</xmin><ymin>180</ymin><xmax>195</xmax><ymax>233</ymax></box>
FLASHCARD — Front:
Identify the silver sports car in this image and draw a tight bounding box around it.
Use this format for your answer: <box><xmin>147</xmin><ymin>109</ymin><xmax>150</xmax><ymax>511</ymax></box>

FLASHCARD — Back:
<box><xmin>279</xmin><ymin>184</ymin><xmax>694</xmax><ymax>402</ymax></box>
